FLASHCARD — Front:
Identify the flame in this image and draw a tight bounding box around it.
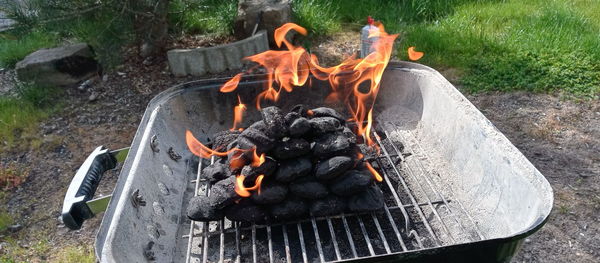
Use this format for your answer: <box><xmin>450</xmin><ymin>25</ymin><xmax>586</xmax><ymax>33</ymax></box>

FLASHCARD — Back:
<box><xmin>235</xmin><ymin>174</ymin><xmax>264</xmax><ymax>197</ymax></box>
<box><xmin>231</xmin><ymin>95</ymin><xmax>247</xmax><ymax>130</ymax></box>
<box><xmin>251</xmin><ymin>149</ymin><xmax>266</xmax><ymax>167</ymax></box>
<box><xmin>221</xmin><ymin>73</ymin><xmax>243</xmax><ymax>92</ymax></box>
<box><xmin>407</xmin><ymin>46</ymin><xmax>424</xmax><ymax>61</ymax></box>
<box><xmin>365</xmin><ymin>162</ymin><xmax>383</xmax><ymax>182</ymax></box>
<box><xmin>186</xmin><ymin>130</ymin><xmax>251</xmax><ymax>159</ymax></box>
<box><xmin>196</xmin><ymin>21</ymin><xmax>406</xmax><ymax>188</ymax></box>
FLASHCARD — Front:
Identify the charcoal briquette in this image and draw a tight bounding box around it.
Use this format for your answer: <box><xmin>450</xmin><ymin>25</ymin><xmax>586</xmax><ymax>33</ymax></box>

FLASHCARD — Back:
<box><xmin>260</xmin><ymin>106</ymin><xmax>287</xmax><ymax>138</ymax></box>
<box><xmin>225</xmin><ymin>199</ymin><xmax>269</xmax><ymax>223</ymax></box>
<box><xmin>342</xmin><ymin>126</ymin><xmax>357</xmax><ymax>144</ymax></box>
<box><xmin>313</xmin><ymin>132</ymin><xmax>354</xmax><ymax>159</ymax></box>
<box><xmin>347</xmin><ymin>184</ymin><xmax>384</xmax><ymax>212</ymax></box>
<box><xmin>309</xmin><ymin>117</ymin><xmax>342</xmax><ymax>134</ymax></box>
<box><xmin>284</xmin><ymin>111</ymin><xmax>300</xmax><ymax>125</ymax></box>
<box><xmin>241</xmin><ymin>156</ymin><xmax>278</xmax><ymax>178</ymax></box>
<box><xmin>209</xmin><ymin>177</ymin><xmax>240</xmax><ymax>209</ymax></box>
<box><xmin>291</xmin><ymin>104</ymin><xmax>309</xmax><ymax>117</ymax></box>
<box><xmin>310</xmin><ymin>107</ymin><xmax>345</xmax><ymax>123</ymax></box>
<box><xmin>273</xmin><ymin>138</ymin><xmax>310</xmax><ymax>159</ymax></box>
<box><xmin>187</xmin><ymin>196</ymin><xmax>225</xmax><ymax>221</ymax></box>
<box><xmin>250</xmin><ymin>181</ymin><xmax>288</xmax><ymax>205</ymax></box>
<box><xmin>239</xmin><ymin>122</ymin><xmax>275</xmax><ymax>152</ymax></box>
<box><xmin>201</xmin><ymin>160</ymin><xmax>231</xmax><ymax>183</ymax></box>
<box><xmin>270</xmin><ymin>198</ymin><xmax>308</xmax><ymax>221</ymax></box>
<box><xmin>274</xmin><ymin>157</ymin><xmax>312</xmax><ymax>182</ymax></box>
<box><xmin>289</xmin><ymin>117</ymin><xmax>311</xmax><ymax>137</ymax></box>
<box><xmin>309</xmin><ymin>195</ymin><xmax>346</xmax><ymax>217</ymax></box>
<box><xmin>329</xmin><ymin>169</ymin><xmax>373</xmax><ymax>196</ymax></box>
<box><xmin>212</xmin><ymin>130</ymin><xmax>241</xmax><ymax>151</ymax></box>
<box><xmin>315</xmin><ymin>156</ymin><xmax>354</xmax><ymax>181</ymax></box>
<box><xmin>289</xmin><ymin>180</ymin><xmax>329</xmax><ymax>199</ymax></box>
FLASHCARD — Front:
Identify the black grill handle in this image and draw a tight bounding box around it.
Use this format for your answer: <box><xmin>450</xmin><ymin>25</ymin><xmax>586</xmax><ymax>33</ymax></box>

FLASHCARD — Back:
<box><xmin>61</xmin><ymin>146</ymin><xmax>117</xmax><ymax>230</ymax></box>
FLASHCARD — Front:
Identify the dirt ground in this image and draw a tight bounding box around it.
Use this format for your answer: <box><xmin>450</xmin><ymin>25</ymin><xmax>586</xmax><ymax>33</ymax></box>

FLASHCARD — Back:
<box><xmin>1</xmin><ymin>33</ymin><xmax>599</xmax><ymax>262</ymax></box>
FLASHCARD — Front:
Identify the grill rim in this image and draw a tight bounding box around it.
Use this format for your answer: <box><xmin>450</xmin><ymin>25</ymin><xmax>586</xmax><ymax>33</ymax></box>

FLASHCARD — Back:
<box><xmin>95</xmin><ymin>61</ymin><xmax>553</xmax><ymax>262</ymax></box>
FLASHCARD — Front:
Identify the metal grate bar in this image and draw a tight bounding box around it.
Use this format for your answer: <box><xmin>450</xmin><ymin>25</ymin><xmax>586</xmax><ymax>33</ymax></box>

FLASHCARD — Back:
<box><xmin>297</xmin><ymin>223</ymin><xmax>308</xmax><ymax>263</ymax></box>
<box><xmin>310</xmin><ymin>218</ymin><xmax>326</xmax><ymax>263</ymax></box>
<box><xmin>282</xmin><ymin>224</ymin><xmax>292</xmax><ymax>263</ymax></box>
<box><xmin>380</xmin><ymin>128</ymin><xmax>457</xmax><ymax>243</ymax></box>
<box><xmin>399</xmin><ymin>128</ymin><xmax>485</xmax><ymax>240</ymax></box>
<box><xmin>341</xmin><ymin>215</ymin><xmax>358</xmax><ymax>258</ymax></box>
<box><xmin>373</xmin><ymin>131</ymin><xmax>441</xmax><ymax>246</ymax></box>
<box><xmin>326</xmin><ymin>218</ymin><xmax>342</xmax><ymax>261</ymax></box>
<box><xmin>252</xmin><ymin>224</ymin><xmax>257</xmax><ymax>263</ymax></box>
<box><xmin>357</xmin><ymin>217</ymin><xmax>375</xmax><ymax>256</ymax></box>
<box><xmin>184</xmin><ymin>125</ymin><xmax>483</xmax><ymax>262</ymax></box>
<box><xmin>371</xmin><ymin>214</ymin><xmax>391</xmax><ymax>254</ymax></box>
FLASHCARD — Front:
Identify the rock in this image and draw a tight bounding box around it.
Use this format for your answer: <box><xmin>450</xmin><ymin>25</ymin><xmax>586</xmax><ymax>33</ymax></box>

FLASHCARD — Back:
<box><xmin>313</xmin><ymin>132</ymin><xmax>354</xmax><ymax>159</ymax></box>
<box><xmin>270</xmin><ymin>198</ymin><xmax>308</xmax><ymax>221</ymax></box>
<box><xmin>329</xmin><ymin>170</ymin><xmax>373</xmax><ymax>196</ymax></box>
<box><xmin>88</xmin><ymin>92</ymin><xmax>99</xmax><ymax>102</ymax></box>
<box><xmin>347</xmin><ymin>184</ymin><xmax>384</xmax><ymax>212</ymax></box>
<box><xmin>234</xmin><ymin>0</ymin><xmax>293</xmax><ymax>46</ymax></box>
<box><xmin>310</xmin><ymin>107</ymin><xmax>345</xmax><ymax>123</ymax></box>
<box><xmin>309</xmin><ymin>117</ymin><xmax>342</xmax><ymax>134</ymax></box>
<box><xmin>209</xmin><ymin>177</ymin><xmax>240</xmax><ymax>209</ymax></box>
<box><xmin>289</xmin><ymin>117</ymin><xmax>311</xmax><ymax>137</ymax></box>
<box><xmin>187</xmin><ymin>196</ymin><xmax>225</xmax><ymax>221</ymax></box>
<box><xmin>7</xmin><ymin>224</ymin><xmax>22</xmax><ymax>233</ymax></box>
<box><xmin>16</xmin><ymin>43</ymin><xmax>100</xmax><ymax>87</ymax></box>
<box><xmin>250</xmin><ymin>181</ymin><xmax>288</xmax><ymax>205</ymax></box>
<box><xmin>315</xmin><ymin>156</ymin><xmax>354</xmax><ymax>180</ymax></box>
<box><xmin>289</xmin><ymin>180</ymin><xmax>329</xmax><ymax>199</ymax></box>
<box><xmin>272</xmin><ymin>138</ymin><xmax>310</xmax><ymax>159</ymax></box>
<box><xmin>274</xmin><ymin>157</ymin><xmax>312</xmax><ymax>182</ymax></box>
<box><xmin>310</xmin><ymin>195</ymin><xmax>346</xmax><ymax>217</ymax></box>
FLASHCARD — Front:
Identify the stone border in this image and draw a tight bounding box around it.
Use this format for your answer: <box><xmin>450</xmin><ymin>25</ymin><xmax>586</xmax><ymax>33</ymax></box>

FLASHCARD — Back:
<box><xmin>167</xmin><ymin>30</ymin><xmax>269</xmax><ymax>76</ymax></box>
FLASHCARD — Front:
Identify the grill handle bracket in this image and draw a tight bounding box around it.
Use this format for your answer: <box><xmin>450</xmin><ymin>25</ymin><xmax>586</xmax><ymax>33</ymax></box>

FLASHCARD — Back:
<box><xmin>61</xmin><ymin>146</ymin><xmax>127</xmax><ymax>230</ymax></box>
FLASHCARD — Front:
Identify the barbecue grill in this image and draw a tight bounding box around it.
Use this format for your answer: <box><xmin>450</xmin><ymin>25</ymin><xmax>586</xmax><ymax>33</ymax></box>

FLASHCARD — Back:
<box><xmin>62</xmin><ymin>62</ymin><xmax>553</xmax><ymax>262</ymax></box>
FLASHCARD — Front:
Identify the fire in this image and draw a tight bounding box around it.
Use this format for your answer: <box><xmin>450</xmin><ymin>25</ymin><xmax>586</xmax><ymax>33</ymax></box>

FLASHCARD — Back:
<box><xmin>235</xmin><ymin>174</ymin><xmax>264</xmax><ymax>197</ymax></box>
<box><xmin>231</xmin><ymin>95</ymin><xmax>247</xmax><ymax>130</ymax></box>
<box><xmin>209</xmin><ymin>20</ymin><xmax>409</xmax><ymax>189</ymax></box>
<box><xmin>407</xmin><ymin>46</ymin><xmax>424</xmax><ymax>61</ymax></box>
<box><xmin>186</xmin><ymin>130</ymin><xmax>251</xmax><ymax>159</ymax></box>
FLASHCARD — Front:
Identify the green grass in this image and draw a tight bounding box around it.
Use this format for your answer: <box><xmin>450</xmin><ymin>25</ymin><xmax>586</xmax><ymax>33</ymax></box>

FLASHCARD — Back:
<box><xmin>0</xmin><ymin>84</ymin><xmax>62</xmax><ymax>151</ymax></box>
<box><xmin>0</xmin><ymin>210</ymin><xmax>13</xmax><ymax>233</ymax></box>
<box><xmin>0</xmin><ymin>30</ymin><xmax>59</xmax><ymax>68</ymax></box>
<box><xmin>399</xmin><ymin>0</ymin><xmax>600</xmax><ymax>97</ymax></box>
<box><xmin>170</xmin><ymin>0</ymin><xmax>238</xmax><ymax>35</ymax></box>
<box><xmin>296</xmin><ymin>0</ymin><xmax>600</xmax><ymax>98</ymax></box>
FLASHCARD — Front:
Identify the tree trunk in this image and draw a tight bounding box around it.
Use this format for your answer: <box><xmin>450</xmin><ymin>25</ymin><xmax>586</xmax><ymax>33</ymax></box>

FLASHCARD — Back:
<box><xmin>129</xmin><ymin>0</ymin><xmax>170</xmax><ymax>58</ymax></box>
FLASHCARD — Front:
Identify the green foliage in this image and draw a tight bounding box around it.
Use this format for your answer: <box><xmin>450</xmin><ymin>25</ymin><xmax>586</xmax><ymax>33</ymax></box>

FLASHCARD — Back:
<box><xmin>0</xmin><ymin>84</ymin><xmax>62</xmax><ymax>150</ymax></box>
<box><xmin>53</xmin><ymin>246</ymin><xmax>96</xmax><ymax>263</ymax></box>
<box><xmin>399</xmin><ymin>0</ymin><xmax>600</xmax><ymax>97</ymax></box>
<box><xmin>0</xmin><ymin>210</ymin><xmax>12</xmax><ymax>233</ymax></box>
<box><xmin>293</xmin><ymin>0</ymin><xmax>340</xmax><ymax>35</ymax></box>
<box><xmin>0</xmin><ymin>30</ymin><xmax>59</xmax><ymax>68</ymax></box>
<box><xmin>170</xmin><ymin>0</ymin><xmax>238</xmax><ymax>35</ymax></box>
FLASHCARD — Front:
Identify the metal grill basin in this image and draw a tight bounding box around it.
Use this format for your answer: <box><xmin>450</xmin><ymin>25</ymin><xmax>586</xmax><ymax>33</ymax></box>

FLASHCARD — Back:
<box><xmin>95</xmin><ymin>62</ymin><xmax>553</xmax><ymax>263</ymax></box>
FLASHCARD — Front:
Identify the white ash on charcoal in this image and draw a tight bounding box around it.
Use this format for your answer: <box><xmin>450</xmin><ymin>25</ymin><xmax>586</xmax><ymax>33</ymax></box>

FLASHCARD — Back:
<box><xmin>187</xmin><ymin>105</ymin><xmax>386</xmax><ymax>223</ymax></box>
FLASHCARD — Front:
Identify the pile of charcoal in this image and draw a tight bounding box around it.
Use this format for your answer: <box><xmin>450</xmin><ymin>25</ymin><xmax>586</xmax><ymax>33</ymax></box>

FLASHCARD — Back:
<box><xmin>187</xmin><ymin>105</ymin><xmax>384</xmax><ymax>223</ymax></box>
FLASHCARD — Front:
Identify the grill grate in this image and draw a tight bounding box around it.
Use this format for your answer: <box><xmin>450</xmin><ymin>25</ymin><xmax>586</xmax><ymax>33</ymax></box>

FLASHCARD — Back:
<box><xmin>183</xmin><ymin>123</ymin><xmax>484</xmax><ymax>263</ymax></box>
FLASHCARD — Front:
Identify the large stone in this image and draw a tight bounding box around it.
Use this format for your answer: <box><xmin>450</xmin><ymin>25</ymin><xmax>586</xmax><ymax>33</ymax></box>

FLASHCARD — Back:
<box><xmin>16</xmin><ymin>43</ymin><xmax>99</xmax><ymax>87</ymax></box>
<box><xmin>234</xmin><ymin>0</ymin><xmax>293</xmax><ymax>46</ymax></box>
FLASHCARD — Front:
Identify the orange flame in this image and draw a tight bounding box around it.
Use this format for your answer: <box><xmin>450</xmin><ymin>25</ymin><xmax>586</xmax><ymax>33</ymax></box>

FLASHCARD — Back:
<box><xmin>221</xmin><ymin>73</ymin><xmax>243</xmax><ymax>92</ymax></box>
<box><xmin>365</xmin><ymin>162</ymin><xmax>383</xmax><ymax>182</ymax></box>
<box><xmin>407</xmin><ymin>46</ymin><xmax>424</xmax><ymax>61</ymax></box>
<box><xmin>235</xmin><ymin>174</ymin><xmax>264</xmax><ymax>197</ymax></box>
<box><xmin>202</xmin><ymin>21</ymin><xmax>403</xmax><ymax>187</ymax></box>
<box><xmin>231</xmin><ymin>95</ymin><xmax>247</xmax><ymax>130</ymax></box>
<box><xmin>251</xmin><ymin>149</ymin><xmax>266</xmax><ymax>167</ymax></box>
<box><xmin>186</xmin><ymin>130</ymin><xmax>251</xmax><ymax>159</ymax></box>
